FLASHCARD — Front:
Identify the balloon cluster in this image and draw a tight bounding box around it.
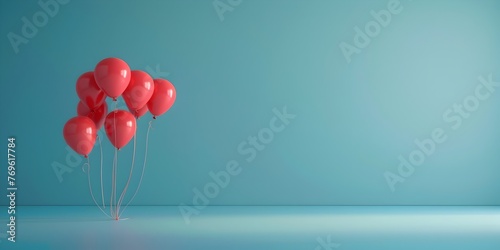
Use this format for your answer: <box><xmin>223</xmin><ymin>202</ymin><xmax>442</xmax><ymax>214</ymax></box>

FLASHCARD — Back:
<box><xmin>63</xmin><ymin>57</ymin><xmax>176</xmax><ymax>157</ymax></box>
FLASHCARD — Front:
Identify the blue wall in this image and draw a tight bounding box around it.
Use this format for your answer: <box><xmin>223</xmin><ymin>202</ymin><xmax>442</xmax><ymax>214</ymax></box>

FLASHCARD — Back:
<box><xmin>1</xmin><ymin>0</ymin><xmax>500</xmax><ymax>206</ymax></box>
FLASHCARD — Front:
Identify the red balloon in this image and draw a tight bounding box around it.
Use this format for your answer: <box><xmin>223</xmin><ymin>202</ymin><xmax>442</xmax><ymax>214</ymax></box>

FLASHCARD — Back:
<box><xmin>77</xmin><ymin>101</ymin><xmax>108</xmax><ymax>130</ymax></box>
<box><xmin>63</xmin><ymin>116</ymin><xmax>97</xmax><ymax>158</ymax></box>
<box><xmin>135</xmin><ymin>105</ymin><xmax>149</xmax><ymax>118</ymax></box>
<box><xmin>123</xmin><ymin>70</ymin><xmax>154</xmax><ymax>111</ymax></box>
<box><xmin>77</xmin><ymin>101</ymin><xmax>91</xmax><ymax>116</ymax></box>
<box><xmin>147</xmin><ymin>79</ymin><xmax>176</xmax><ymax>118</ymax></box>
<box><xmin>126</xmin><ymin>102</ymin><xmax>149</xmax><ymax>119</ymax></box>
<box><xmin>76</xmin><ymin>72</ymin><xmax>106</xmax><ymax>110</ymax></box>
<box><xmin>94</xmin><ymin>58</ymin><xmax>131</xmax><ymax>100</ymax></box>
<box><xmin>104</xmin><ymin>110</ymin><xmax>136</xmax><ymax>149</ymax></box>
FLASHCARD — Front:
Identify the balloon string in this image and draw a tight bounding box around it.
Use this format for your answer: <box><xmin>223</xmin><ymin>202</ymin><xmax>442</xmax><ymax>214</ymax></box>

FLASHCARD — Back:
<box><xmin>110</xmin><ymin>144</ymin><xmax>117</xmax><ymax>218</ymax></box>
<box><xmin>83</xmin><ymin>157</ymin><xmax>112</xmax><ymax>218</ymax></box>
<box><xmin>110</xmin><ymin>149</ymin><xmax>114</xmax><ymax>218</ymax></box>
<box><xmin>98</xmin><ymin>134</ymin><xmax>105</xmax><ymax>209</ymax></box>
<box><xmin>119</xmin><ymin>120</ymin><xmax>153</xmax><ymax>217</ymax></box>
<box><xmin>116</xmin><ymin>133</ymin><xmax>137</xmax><ymax>215</ymax></box>
<box><xmin>114</xmin><ymin>147</ymin><xmax>119</xmax><ymax>219</ymax></box>
<box><xmin>113</xmin><ymin>100</ymin><xmax>118</xmax><ymax>220</ymax></box>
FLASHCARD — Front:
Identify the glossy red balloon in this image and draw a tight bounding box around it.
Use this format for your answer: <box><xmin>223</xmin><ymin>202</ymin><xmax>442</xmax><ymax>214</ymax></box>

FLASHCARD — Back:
<box><xmin>94</xmin><ymin>58</ymin><xmax>131</xmax><ymax>100</ymax></box>
<box><xmin>77</xmin><ymin>100</ymin><xmax>91</xmax><ymax>116</ymax></box>
<box><xmin>77</xmin><ymin>101</ymin><xmax>108</xmax><ymax>130</ymax></box>
<box><xmin>122</xmin><ymin>70</ymin><xmax>154</xmax><ymax>111</ymax></box>
<box><xmin>135</xmin><ymin>105</ymin><xmax>149</xmax><ymax>118</ymax></box>
<box><xmin>126</xmin><ymin>102</ymin><xmax>149</xmax><ymax>119</ymax></box>
<box><xmin>63</xmin><ymin>116</ymin><xmax>97</xmax><ymax>158</ymax></box>
<box><xmin>104</xmin><ymin>110</ymin><xmax>136</xmax><ymax>149</ymax></box>
<box><xmin>76</xmin><ymin>72</ymin><xmax>106</xmax><ymax>110</ymax></box>
<box><xmin>147</xmin><ymin>79</ymin><xmax>176</xmax><ymax>118</ymax></box>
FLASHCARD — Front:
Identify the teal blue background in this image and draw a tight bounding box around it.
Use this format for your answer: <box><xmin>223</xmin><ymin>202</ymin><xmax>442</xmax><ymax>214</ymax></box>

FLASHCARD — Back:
<box><xmin>1</xmin><ymin>0</ymin><xmax>500</xmax><ymax>206</ymax></box>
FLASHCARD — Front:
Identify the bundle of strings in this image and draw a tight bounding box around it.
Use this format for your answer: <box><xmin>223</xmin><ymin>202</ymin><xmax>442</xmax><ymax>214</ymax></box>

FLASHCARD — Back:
<box><xmin>83</xmin><ymin>110</ymin><xmax>154</xmax><ymax>220</ymax></box>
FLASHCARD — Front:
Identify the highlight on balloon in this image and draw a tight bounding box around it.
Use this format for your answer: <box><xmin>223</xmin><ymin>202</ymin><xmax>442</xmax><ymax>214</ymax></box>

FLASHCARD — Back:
<box><xmin>63</xmin><ymin>57</ymin><xmax>176</xmax><ymax>220</ymax></box>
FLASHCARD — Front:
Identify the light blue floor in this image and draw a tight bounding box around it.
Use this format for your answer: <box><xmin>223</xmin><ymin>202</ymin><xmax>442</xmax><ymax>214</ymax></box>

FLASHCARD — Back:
<box><xmin>1</xmin><ymin>206</ymin><xmax>500</xmax><ymax>250</ymax></box>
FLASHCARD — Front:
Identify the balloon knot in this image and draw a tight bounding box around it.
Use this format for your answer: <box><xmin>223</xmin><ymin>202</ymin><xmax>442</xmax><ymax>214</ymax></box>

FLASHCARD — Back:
<box><xmin>153</xmin><ymin>116</ymin><xmax>157</xmax><ymax>120</ymax></box>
